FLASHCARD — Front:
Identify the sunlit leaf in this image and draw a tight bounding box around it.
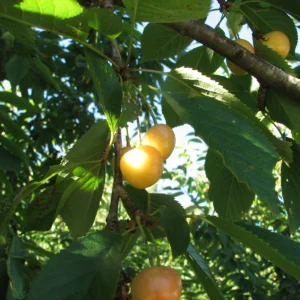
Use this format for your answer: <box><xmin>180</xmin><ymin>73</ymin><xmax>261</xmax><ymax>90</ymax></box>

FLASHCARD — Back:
<box><xmin>123</xmin><ymin>0</ymin><xmax>212</xmax><ymax>22</ymax></box>
<box><xmin>85</xmin><ymin>50</ymin><xmax>122</xmax><ymax>134</ymax></box>
<box><xmin>0</xmin><ymin>0</ymin><xmax>88</xmax><ymax>41</ymax></box>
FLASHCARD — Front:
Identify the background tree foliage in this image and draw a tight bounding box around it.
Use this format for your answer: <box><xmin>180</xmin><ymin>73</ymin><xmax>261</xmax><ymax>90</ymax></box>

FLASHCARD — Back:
<box><xmin>0</xmin><ymin>0</ymin><xmax>300</xmax><ymax>299</ymax></box>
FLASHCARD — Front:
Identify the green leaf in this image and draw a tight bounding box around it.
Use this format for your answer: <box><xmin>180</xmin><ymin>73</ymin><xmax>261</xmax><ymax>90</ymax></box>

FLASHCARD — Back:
<box><xmin>0</xmin><ymin>18</ymin><xmax>36</xmax><ymax>50</ymax></box>
<box><xmin>0</xmin><ymin>91</ymin><xmax>39</xmax><ymax>115</ymax></box>
<box><xmin>125</xmin><ymin>186</ymin><xmax>185</xmax><ymax>215</ymax></box>
<box><xmin>5</xmin><ymin>55</ymin><xmax>31</xmax><ymax>90</ymax></box>
<box><xmin>65</xmin><ymin>120</ymin><xmax>110</xmax><ymax>164</ymax></box>
<box><xmin>159</xmin><ymin>206</ymin><xmax>190</xmax><ymax>258</ymax></box>
<box><xmin>186</xmin><ymin>244</ymin><xmax>224</xmax><ymax>299</ymax></box>
<box><xmin>0</xmin><ymin>146</ymin><xmax>21</xmax><ymax>173</ymax></box>
<box><xmin>0</xmin><ymin>135</ymin><xmax>28</xmax><ymax>167</ymax></box>
<box><xmin>0</xmin><ymin>169</ymin><xmax>13</xmax><ymax>194</ymax></box>
<box><xmin>161</xmin><ymin>69</ymin><xmax>281</xmax><ymax>211</ymax></box>
<box><xmin>241</xmin><ymin>0</ymin><xmax>300</xmax><ymax>22</ymax></box>
<box><xmin>204</xmin><ymin>216</ymin><xmax>300</xmax><ymax>281</ymax></box>
<box><xmin>267</xmin><ymin>90</ymin><xmax>300</xmax><ymax>136</ymax></box>
<box><xmin>240</xmin><ymin>3</ymin><xmax>298</xmax><ymax>53</ymax></box>
<box><xmin>226</xmin><ymin>10</ymin><xmax>244</xmax><ymax>38</ymax></box>
<box><xmin>205</xmin><ymin>149</ymin><xmax>255</xmax><ymax>220</ymax></box>
<box><xmin>141</xmin><ymin>24</ymin><xmax>192</xmax><ymax>62</ymax></box>
<box><xmin>30</xmin><ymin>56</ymin><xmax>60</xmax><ymax>90</ymax></box>
<box><xmin>22</xmin><ymin>181</ymin><xmax>71</xmax><ymax>233</ymax></box>
<box><xmin>212</xmin><ymin>74</ymin><xmax>257</xmax><ymax>112</ymax></box>
<box><xmin>120</xmin><ymin>221</ymin><xmax>140</xmax><ymax>260</ymax></box>
<box><xmin>254</xmin><ymin>41</ymin><xmax>296</xmax><ymax>75</ymax></box>
<box><xmin>176</xmin><ymin>46</ymin><xmax>224</xmax><ymax>74</ymax></box>
<box><xmin>162</xmin><ymin>67</ymin><xmax>292</xmax><ymax>163</ymax></box>
<box><xmin>58</xmin><ymin>163</ymin><xmax>106</xmax><ymax>238</ymax></box>
<box><xmin>125</xmin><ymin>187</ymin><xmax>186</xmax><ymax>239</ymax></box>
<box><xmin>7</xmin><ymin>235</ymin><xmax>26</xmax><ymax>299</ymax></box>
<box><xmin>123</xmin><ymin>0</ymin><xmax>212</xmax><ymax>23</ymax></box>
<box><xmin>0</xmin><ymin>164</ymin><xmax>69</xmax><ymax>232</ymax></box>
<box><xmin>281</xmin><ymin>140</ymin><xmax>300</xmax><ymax>233</ymax></box>
<box><xmin>85</xmin><ymin>50</ymin><xmax>122</xmax><ymax>133</ymax></box>
<box><xmin>84</xmin><ymin>8</ymin><xmax>123</xmax><ymax>38</ymax></box>
<box><xmin>119</xmin><ymin>101</ymin><xmax>140</xmax><ymax>127</ymax></box>
<box><xmin>28</xmin><ymin>230</ymin><xmax>122</xmax><ymax>300</ymax></box>
<box><xmin>0</xmin><ymin>0</ymin><xmax>88</xmax><ymax>41</ymax></box>
<box><xmin>0</xmin><ymin>111</ymin><xmax>30</xmax><ymax>142</ymax></box>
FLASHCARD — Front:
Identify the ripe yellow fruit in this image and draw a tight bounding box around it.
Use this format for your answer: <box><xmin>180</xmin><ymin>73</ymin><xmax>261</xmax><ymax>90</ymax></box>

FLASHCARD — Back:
<box><xmin>112</xmin><ymin>146</ymin><xmax>133</xmax><ymax>170</ymax></box>
<box><xmin>142</xmin><ymin>124</ymin><xmax>176</xmax><ymax>160</ymax></box>
<box><xmin>120</xmin><ymin>145</ymin><xmax>163</xmax><ymax>189</ymax></box>
<box><xmin>227</xmin><ymin>39</ymin><xmax>255</xmax><ymax>75</ymax></box>
<box><xmin>261</xmin><ymin>31</ymin><xmax>290</xmax><ymax>58</ymax></box>
<box><xmin>131</xmin><ymin>266</ymin><xmax>182</xmax><ymax>300</ymax></box>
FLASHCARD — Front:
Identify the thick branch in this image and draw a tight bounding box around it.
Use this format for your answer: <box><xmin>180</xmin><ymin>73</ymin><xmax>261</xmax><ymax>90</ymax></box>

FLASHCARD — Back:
<box><xmin>167</xmin><ymin>21</ymin><xmax>300</xmax><ymax>101</ymax></box>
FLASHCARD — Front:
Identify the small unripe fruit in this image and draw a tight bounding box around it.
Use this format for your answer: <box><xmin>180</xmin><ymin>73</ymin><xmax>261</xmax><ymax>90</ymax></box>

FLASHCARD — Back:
<box><xmin>142</xmin><ymin>124</ymin><xmax>176</xmax><ymax>160</ymax></box>
<box><xmin>120</xmin><ymin>145</ymin><xmax>163</xmax><ymax>189</ymax></box>
<box><xmin>261</xmin><ymin>31</ymin><xmax>290</xmax><ymax>58</ymax></box>
<box><xmin>227</xmin><ymin>39</ymin><xmax>255</xmax><ymax>75</ymax></box>
<box><xmin>131</xmin><ymin>266</ymin><xmax>182</xmax><ymax>300</ymax></box>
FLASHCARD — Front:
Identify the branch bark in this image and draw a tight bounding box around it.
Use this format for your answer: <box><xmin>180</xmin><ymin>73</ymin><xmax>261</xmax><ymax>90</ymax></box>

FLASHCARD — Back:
<box><xmin>106</xmin><ymin>128</ymin><xmax>122</xmax><ymax>232</ymax></box>
<box><xmin>167</xmin><ymin>21</ymin><xmax>300</xmax><ymax>101</ymax></box>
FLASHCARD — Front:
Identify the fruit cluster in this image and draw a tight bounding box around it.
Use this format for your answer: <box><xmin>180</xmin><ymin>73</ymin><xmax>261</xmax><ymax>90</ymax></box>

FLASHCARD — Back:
<box><xmin>119</xmin><ymin>124</ymin><xmax>176</xmax><ymax>189</ymax></box>
<box><xmin>131</xmin><ymin>266</ymin><xmax>182</xmax><ymax>300</ymax></box>
<box><xmin>227</xmin><ymin>31</ymin><xmax>290</xmax><ymax>75</ymax></box>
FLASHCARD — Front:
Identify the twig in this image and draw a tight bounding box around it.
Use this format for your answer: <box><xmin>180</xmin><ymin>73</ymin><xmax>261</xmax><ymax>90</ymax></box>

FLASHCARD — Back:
<box><xmin>117</xmin><ymin>185</ymin><xmax>144</xmax><ymax>218</ymax></box>
<box><xmin>134</xmin><ymin>86</ymin><xmax>158</xmax><ymax>125</ymax></box>
<box><xmin>102</xmin><ymin>0</ymin><xmax>123</xmax><ymax>67</ymax></box>
<box><xmin>106</xmin><ymin>128</ymin><xmax>122</xmax><ymax>232</ymax></box>
<box><xmin>136</xmin><ymin>117</ymin><xmax>142</xmax><ymax>146</ymax></box>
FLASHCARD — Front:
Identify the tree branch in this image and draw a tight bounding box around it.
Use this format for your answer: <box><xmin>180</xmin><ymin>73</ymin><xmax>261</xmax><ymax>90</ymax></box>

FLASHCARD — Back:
<box><xmin>102</xmin><ymin>0</ymin><xmax>123</xmax><ymax>67</ymax></box>
<box><xmin>167</xmin><ymin>21</ymin><xmax>300</xmax><ymax>101</ymax></box>
<box><xmin>106</xmin><ymin>128</ymin><xmax>122</xmax><ymax>232</ymax></box>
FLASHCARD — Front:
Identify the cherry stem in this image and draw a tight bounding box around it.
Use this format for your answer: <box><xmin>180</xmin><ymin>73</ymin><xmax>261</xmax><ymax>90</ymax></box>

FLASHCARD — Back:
<box><xmin>125</xmin><ymin>126</ymin><xmax>131</xmax><ymax>147</ymax></box>
<box><xmin>136</xmin><ymin>116</ymin><xmax>142</xmax><ymax>146</ymax></box>
<box><xmin>136</xmin><ymin>216</ymin><xmax>155</xmax><ymax>267</ymax></box>
<box><xmin>145</xmin><ymin>227</ymin><xmax>161</xmax><ymax>266</ymax></box>
<box><xmin>134</xmin><ymin>86</ymin><xmax>158</xmax><ymax>125</ymax></box>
